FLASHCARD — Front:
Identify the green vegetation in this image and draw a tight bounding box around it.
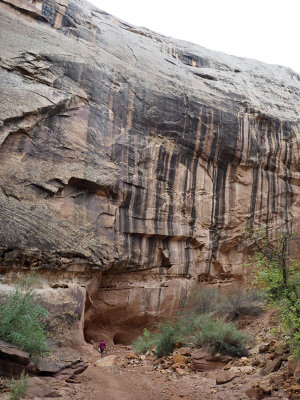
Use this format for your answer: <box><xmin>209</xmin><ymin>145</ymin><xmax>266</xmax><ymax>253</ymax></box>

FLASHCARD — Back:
<box><xmin>243</xmin><ymin>226</ymin><xmax>300</xmax><ymax>358</ymax></box>
<box><xmin>133</xmin><ymin>287</ymin><xmax>255</xmax><ymax>358</ymax></box>
<box><xmin>192</xmin><ymin>315</ymin><xmax>252</xmax><ymax>357</ymax></box>
<box><xmin>0</xmin><ymin>275</ymin><xmax>49</xmax><ymax>357</ymax></box>
<box><xmin>133</xmin><ymin>328</ymin><xmax>152</xmax><ymax>354</ymax></box>
<box><xmin>7</xmin><ymin>372</ymin><xmax>28</xmax><ymax>400</ymax></box>
<box><xmin>153</xmin><ymin>319</ymin><xmax>184</xmax><ymax>358</ymax></box>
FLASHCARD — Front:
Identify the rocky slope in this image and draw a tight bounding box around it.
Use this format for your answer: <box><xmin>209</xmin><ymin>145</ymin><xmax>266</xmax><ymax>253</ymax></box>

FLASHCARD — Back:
<box><xmin>0</xmin><ymin>0</ymin><xmax>299</xmax><ymax>343</ymax></box>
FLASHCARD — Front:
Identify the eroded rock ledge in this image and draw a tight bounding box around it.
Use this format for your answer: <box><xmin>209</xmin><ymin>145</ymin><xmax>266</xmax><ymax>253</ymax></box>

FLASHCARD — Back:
<box><xmin>0</xmin><ymin>0</ymin><xmax>299</xmax><ymax>342</ymax></box>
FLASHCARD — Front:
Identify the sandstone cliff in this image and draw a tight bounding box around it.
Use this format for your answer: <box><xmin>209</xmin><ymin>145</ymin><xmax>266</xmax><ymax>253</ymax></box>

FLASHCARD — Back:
<box><xmin>0</xmin><ymin>0</ymin><xmax>299</xmax><ymax>343</ymax></box>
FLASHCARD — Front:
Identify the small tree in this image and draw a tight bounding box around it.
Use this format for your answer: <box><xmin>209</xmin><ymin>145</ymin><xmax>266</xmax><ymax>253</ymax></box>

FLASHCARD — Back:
<box><xmin>243</xmin><ymin>226</ymin><xmax>300</xmax><ymax>357</ymax></box>
<box><xmin>0</xmin><ymin>275</ymin><xmax>49</xmax><ymax>357</ymax></box>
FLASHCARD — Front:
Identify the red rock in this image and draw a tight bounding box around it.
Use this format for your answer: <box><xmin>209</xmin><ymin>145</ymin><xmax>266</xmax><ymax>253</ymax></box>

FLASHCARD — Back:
<box><xmin>26</xmin><ymin>377</ymin><xmax>59</xmax><ymax>398</ymax></box>
<box><xmin>216</xmin><ymin>371</ymin><xmax>238</xmax><ymax>384</ymax></box>
<box><xmin>191</xmin><ymin>349</ymin><xmax>227</xmax><ymax>372</ymax></box>
<box><xmin>258</xmin><ymin>382</ymin><xmax>272</xmax><ymax>395</ymax></box>
<box><xmin>261</xmin><ymin>358</ymin><xmax>282</xmax><ymax>376</ymax></box>
<box><xmin>0</xmin><ymin>340</ymin><xmax>31</xmax><ymax>377</ymax></box>
<box><xmin>245</xmin><ymin>387</ymin><xmax>264</xmax><ymax>399</ymax></box>
<box><xmin>273</xmin><ymin>341</ymin><xmax>285</xmax><ymax>356</ymax></box>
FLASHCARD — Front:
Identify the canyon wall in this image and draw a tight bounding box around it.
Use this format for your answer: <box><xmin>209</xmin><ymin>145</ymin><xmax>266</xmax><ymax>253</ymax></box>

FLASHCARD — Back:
<box><xmin>0</xmin><ymin>0</ymin><xmax>299</xmax><ymax>343</ymax></box>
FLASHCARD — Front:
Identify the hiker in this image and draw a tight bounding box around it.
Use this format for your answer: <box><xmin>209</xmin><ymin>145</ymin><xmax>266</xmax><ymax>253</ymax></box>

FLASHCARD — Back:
<box><xmin>98</xmin><ymin>339</ymin><xmax>106</xmax><ymax>357</ymax></box>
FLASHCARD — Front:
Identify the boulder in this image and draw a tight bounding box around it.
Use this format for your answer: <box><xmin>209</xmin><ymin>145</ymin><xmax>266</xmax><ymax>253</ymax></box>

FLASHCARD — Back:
<box><xmin>224</xmin><ymin>360</ymin><xmax>233</xmax><ymax>370</ymax></box>
<box><xmin>176</xmin><ymin>347</ymin><xmax>192</xmax><ymax>357</ymax></box>
<box><xmin>35</xmin><ymin>346</ymin><xmax>87</xmax><ymax>378</ymax></box>
<box><xmin>171</xmin><ymin>363</ymin><xmax>181</xmax><ymax>371</ymax></box>
<box><xmin>273</xmin><ymin>341</ymin><xmax>285</xmax><ymax>356</ymax></box>
<box><xmin>258</xmin><ymin>382</ymin><xmax>272</xmax><ymax>395</ymax></box>
<box><xmin>245</xmin><ymin>387</ymin><xmax>264</xmax><ymax>399</ymax></box>
<box><xmin>261</xmin><ymin>358</ymin><xmax>282</xmax><ymax>376</ymax></box>
<box><xmin>288</xmin><ymin>356</ymin><xmax>298</xmax><ymax>375</ymax></box>
<box><xmin>259</xmin><ymin>343</ymin><xmax>270</xmax><ymax>354</ymax></box>
<box><xmin>287</xmin><ymin>355</ymin><xmax>300</xmax><ymax>383</ymax></box>
<box><xmin>175</xmin><ymin>368</ymin><xmax>186</xmax><ymax>376</ymax></box>
<box><xmin>216</xmin><ymin>371</ymin><xmax>238</xmax><ymax>384</ymax></box>
<box><xmin>172</xmin><ymin>354</ymin><xmax>187</xmax><ymax>365</ymax></box>
<box><xmin>240</xmin><ymin>366</ymin><xmax>254</xmax><ymax>375</ymax></box>
<box><xmin>269</xmin><ymin>374</ymin><xmax>284</xmax><ymax>391</ymax></box>
<box><xmin>26</xmin><ymin>377</ymin><xmax>60</xmax><ymax>398</ymax></box>
<box><xmin>191</xmin><ymin>349</ymin><xmax>228</xmax><ymax>372</ymax></box>
<box><xmin>241</xmin><ymin>357</ymin><xmax>250</xmax><ymax>365</ymax></box>
<box><xmin>54</xmin><ymin>363</ymin><xmax>88</xmax><ymax>380</ymax></box>
<box><xmin>251</xmin><ymin>355</ymin><xmax>265</xmax><ymax>368</ymax></box>
<box><xmin>0</xmin><ymin>340</ymin><xmax>31</xmax><ymax>377</ymax></box>
<box><xmin>125</xmin><ymin>352</ymin><xmax>139</xmax><ymax>360</ymax></box>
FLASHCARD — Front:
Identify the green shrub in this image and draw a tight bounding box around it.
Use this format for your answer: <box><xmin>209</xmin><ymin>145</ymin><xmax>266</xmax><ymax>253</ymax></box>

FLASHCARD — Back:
<box><xmin>133</xmin><ymin>328</ymin><xmax>152</xmax><ymax>354</ymax></box>
<box><xmin>194</xmin><ymin>315</ymin><xmax>252</xmax><ymax>357</ymax></box>
<box><xmin>8</xmin><ymin>372</ymin><xmax>28</xmax><ymax>400</ymax></box>
<box><xmin>0</xmin><ymin>275</ymin><xmax>49</xmax><ymax>357</ymax></box>
<box><xmin>153</xmin><ymin>319</ymin><xmax>184</xmax><ymax>358</ymax></box>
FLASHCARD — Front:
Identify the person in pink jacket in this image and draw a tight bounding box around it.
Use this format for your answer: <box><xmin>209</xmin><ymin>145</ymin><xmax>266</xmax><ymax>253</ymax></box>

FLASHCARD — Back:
<box><xmin>98</xmin><ymin>339</ymin><xmax>106</xmax><ymax>357</ymax></box>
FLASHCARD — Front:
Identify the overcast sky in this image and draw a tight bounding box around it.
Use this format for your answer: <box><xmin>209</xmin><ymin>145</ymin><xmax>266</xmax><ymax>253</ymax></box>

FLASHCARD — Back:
<box><xmin>89</xmin><ymin>0</ymin><xmax>300</xmax><ymax>73</ymax></box>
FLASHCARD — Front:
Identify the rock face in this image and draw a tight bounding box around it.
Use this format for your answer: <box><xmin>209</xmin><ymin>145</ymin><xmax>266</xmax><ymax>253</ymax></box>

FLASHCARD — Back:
<box><xmin>0</xmin><ymin>0</ymin><xmax>299</xmax><ymax>342</ymax></box>
<box><xmin>0</xmin><ymin>339</ymin><xmax>31</xmax><ymax>376</ymax></box>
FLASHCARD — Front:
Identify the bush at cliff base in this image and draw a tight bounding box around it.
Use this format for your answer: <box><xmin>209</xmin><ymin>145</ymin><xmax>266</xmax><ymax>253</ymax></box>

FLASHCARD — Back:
<box><xmin>153</xmin><ymin>319</ymin><xmax>184</xmax><ymax>358</ymax></box>
<box><xmin>192</xmin><ymin>314</ymin><xmax>252</xmax><ymax>357</ymax></box>
<box><xmin>133</xmin><ymin>328</ymin><xmax>152</xmax><ymax>354</ymax></box>
<box><xmin>132</xmin><ymin>284</ymin><xmax>258</xmax><ymax>358</ymax></box>
<box><xmin>0</xmin><ymin>276</ymin><xmax>49</xmax><ymax>357</ymax></box>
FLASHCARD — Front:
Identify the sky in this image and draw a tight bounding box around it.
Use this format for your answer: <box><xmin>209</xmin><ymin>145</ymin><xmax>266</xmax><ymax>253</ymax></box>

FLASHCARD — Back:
<box><xmin>88</xmin><ymin>0</ymin><xmax>300</xmax><ymax>73</ymax></box>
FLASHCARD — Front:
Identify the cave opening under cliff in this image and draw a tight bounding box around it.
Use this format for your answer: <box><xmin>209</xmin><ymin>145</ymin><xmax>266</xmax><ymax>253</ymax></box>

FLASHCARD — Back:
<box><xmin>82</xmin><ymin>270</ymin><xmax>156</xmax><ymax>346</ymax></box>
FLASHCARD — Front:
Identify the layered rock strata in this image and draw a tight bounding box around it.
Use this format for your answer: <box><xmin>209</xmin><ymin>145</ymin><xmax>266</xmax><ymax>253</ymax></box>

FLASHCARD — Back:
<box><xmin>0</xmin><ymin>0</ymin><xmax>299</xmax><ymax>342</ymax></box>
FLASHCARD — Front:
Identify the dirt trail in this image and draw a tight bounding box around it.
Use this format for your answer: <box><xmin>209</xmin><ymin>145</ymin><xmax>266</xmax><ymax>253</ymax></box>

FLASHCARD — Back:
<box><xmin>59</xmin><ymin>344</ymin><xmax>285</xmax><ymax>400</ymax></box>
<box><xmin>70</xmin><ymin>346</ymin><xmax>177</xmax><ymax>400</ymax></box>
<box><xmin>55</xmin><ymin>313</ymin><xmax>289</xmax><ymax>400</ymax></box>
